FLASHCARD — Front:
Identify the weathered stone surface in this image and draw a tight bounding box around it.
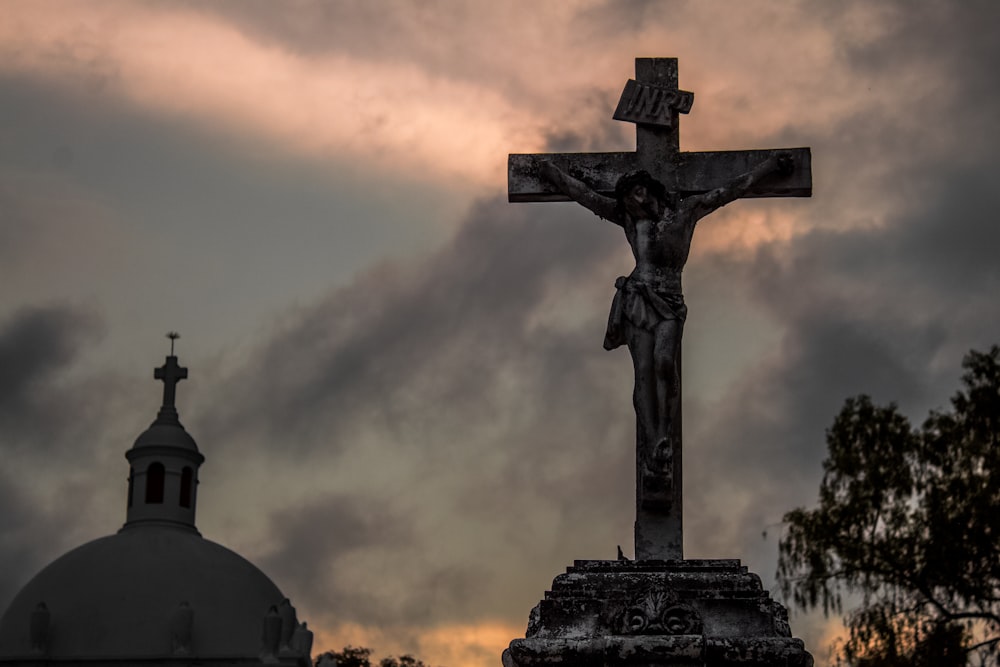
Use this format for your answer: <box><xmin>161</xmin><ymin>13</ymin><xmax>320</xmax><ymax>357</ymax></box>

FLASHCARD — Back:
<box><xmin>612</xmin><ymin>79</ymin><xmax>694</xmax><ymax>127</ymax></box>
<box><xmin>508</xmin><ymin>149</ymin><xmax>811</xmax><ymax>203</ymax></box>
<box><xmin>504</xmin><ymin>560</ymin><xmax>812</xmax><ymax>667</ymax></box>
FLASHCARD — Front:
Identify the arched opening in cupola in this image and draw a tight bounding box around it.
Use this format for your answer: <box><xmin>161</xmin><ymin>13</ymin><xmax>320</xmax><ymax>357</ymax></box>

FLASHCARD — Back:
<box><xmin>145</xmin><ymin>462</ymin><xmax>165</xmax><ymax>504</ymax></box>
<box><xmin>179</xmin><ymin>466</ymin><xmax>193</xmax><ymax>508</ymax></box>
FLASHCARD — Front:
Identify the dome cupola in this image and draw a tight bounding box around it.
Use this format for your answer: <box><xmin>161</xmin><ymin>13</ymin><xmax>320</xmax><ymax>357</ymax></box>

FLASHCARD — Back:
<box><xmin>123</xmin><ymin>334</ymin><xmax>204</xmax><ymax>533</ymax></box>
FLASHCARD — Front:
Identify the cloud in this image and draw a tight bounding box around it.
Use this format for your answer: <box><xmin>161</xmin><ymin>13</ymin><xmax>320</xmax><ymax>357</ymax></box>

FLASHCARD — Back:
<box><xmin>0</xmin><ymin>1</ymin><xmax>546</xmax><ymax>188</ymax></box>
<box><xmin>0</xmin><ymin>305</ymin><xmax>103</xmax><ymax>444</ymax></box>
<box><xmin>198</xmin><ymin>196</ymin><xmax>622</xmax><ymax>453</ymax></box>
<box><xmin>192</xmin><ymin>195</ymin><xmax>639</xmax><ymax>633</ymax></box>
<box><xmin>255</xmin><ymin>493</ymin><xmax>418</xmax><ymax>624</ymax></box>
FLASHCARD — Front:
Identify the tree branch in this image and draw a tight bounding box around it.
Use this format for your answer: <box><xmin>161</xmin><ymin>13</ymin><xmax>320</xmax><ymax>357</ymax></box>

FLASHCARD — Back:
<box><xmin>964</xmin><ymin>635</ymin><xmax>1000</xmax><ymax>653</ymax></box>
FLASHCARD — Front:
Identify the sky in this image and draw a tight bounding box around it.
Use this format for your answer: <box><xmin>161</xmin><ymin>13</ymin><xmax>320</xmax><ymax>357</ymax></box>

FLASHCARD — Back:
<box><xmin>1</xmin><ymin>1</ymin><xmax>999</xmax><ymax>665</ymax></box>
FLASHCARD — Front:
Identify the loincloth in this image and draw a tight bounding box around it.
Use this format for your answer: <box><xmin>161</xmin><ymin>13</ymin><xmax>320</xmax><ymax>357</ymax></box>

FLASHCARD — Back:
<box><xmin>603</xmin><ymin>276</ymin><xmax>687</xmax><ymax>350</ymax></box>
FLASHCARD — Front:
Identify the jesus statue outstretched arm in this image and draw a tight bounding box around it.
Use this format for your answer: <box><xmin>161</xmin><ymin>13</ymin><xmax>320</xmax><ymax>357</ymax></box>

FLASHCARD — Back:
<box><xmin>538</xmin><ymin>161</ymin><xmax>620</xmax><ymax>225</ymax></box>
<box><xmin>681</xmin><ymin>150</ymin><xmax>794</xmax><ymax>223</ymax></box>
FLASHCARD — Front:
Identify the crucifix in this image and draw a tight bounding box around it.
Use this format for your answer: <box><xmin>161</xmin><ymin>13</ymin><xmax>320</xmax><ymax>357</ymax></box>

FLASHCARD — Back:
<box><xmin>509</xmin><ymin>58</ymin><xmax>811</xmax><ymax>560</ymax></box>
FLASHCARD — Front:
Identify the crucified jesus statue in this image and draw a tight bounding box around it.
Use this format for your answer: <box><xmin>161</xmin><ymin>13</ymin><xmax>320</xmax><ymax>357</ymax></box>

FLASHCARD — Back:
<box><xmin>539</xmin><ymin>151</ymin><xmax>794</xmax><ymax>500</ymax></box>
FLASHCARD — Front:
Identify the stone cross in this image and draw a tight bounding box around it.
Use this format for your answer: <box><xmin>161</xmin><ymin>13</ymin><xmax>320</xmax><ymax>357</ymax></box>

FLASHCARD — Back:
<box><xmin>508</xmin><ymin>58</ymin><xmax>811</xmax><ymax>560</ymax></box>
<box><xmin>154</xmin><ymin>354</ymin><xmax>188</xmax><ymax>411</ymax></box>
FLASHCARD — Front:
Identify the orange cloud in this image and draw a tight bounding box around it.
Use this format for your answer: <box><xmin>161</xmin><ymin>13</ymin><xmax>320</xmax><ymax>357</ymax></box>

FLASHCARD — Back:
<box><xmin>0</xmin><ymin>1</ymin><xmax>874</xmax><ymax>198</ymax></box>
<box><xmin>0</xmin><ymin>1</ymin><xmax>542</xmax><ymax>190</ymax></box>
<box><xmin>693</xmin><ymin>207</ymin><xmax>809</xmax><ymax>258</ymax></box>
<box><xmin>811</xmin><ymin>615</ymin><xmax>850</xmax><ymax>667</ymax></box>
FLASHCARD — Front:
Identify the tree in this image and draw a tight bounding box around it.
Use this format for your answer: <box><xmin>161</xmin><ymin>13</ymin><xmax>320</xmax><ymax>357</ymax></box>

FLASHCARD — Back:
<box><xmin>315</xmin><ymin>645</ymin><xmax>431</xmax><ymax>667</ymax></box>
<box><xmin>777</xmin><ymin>346</ymin><xmax>1000</xmax><ymax>667</ymax></box>
<box><xmin>379</xmin><ymin>656</ymin><xmax>429</xmax><ymax>667</ymax></box>
<box><xmin>316</xmin><ymin>645</ymin><xmax>373</xmax><ymax>667</ymax></box>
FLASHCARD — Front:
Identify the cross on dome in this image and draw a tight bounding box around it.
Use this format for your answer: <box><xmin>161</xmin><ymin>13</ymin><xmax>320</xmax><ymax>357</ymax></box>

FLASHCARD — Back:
<box><xmin>154</xmin><ymin>332</ymin><xmax>188</xmax><ymax>420</ymax></box>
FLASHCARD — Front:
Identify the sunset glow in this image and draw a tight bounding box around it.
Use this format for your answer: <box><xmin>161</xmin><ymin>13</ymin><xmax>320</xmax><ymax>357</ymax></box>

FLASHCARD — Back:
<box><xmin>2</xmin><ymin>3</ymin><xmax>998</xmax><ymax>667</ymax></box>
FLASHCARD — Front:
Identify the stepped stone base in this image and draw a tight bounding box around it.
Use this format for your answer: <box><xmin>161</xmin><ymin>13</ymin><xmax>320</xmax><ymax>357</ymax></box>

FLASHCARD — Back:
<box><xmin>503</xmin><ymin>559</ymin><xmax>812</xmax><ymax>667</ymax></box>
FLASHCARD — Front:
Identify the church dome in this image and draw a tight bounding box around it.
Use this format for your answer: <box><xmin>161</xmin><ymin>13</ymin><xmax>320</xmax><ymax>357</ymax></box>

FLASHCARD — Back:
<box><xmin>0</xmin><ymin>342</ymin><xmax>312</xmax><ymax>665</ymax></box>
<box><xmin>132</xmin><ymin>420</ymin><xmax>200</xmax><ymax>452</ymax></box>
<box><xmin>0</xmin><ymin>526</ymin><xmax>285</xmax><ymax>659</ymax></box>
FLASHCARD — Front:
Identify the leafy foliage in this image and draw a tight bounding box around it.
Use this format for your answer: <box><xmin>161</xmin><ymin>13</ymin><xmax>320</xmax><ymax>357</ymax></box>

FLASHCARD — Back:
<box><xmin>315</xmin><ymin>645</ymin><xmax>431</xmax><ymax>667</ymax></box>
<box><xmin>778</xmin><ymin>347</ymin><xmax>1000</xmax><ymax>667</ymax></box>
<box><xmin>316</xmin><ymin>646</ymin><xmax>373</xmax><ymax>667</ymax></box>
<box><xmin>378</xmin><ymin>656</ymin><xmax>431</xmax><ymax>667</ymax></box>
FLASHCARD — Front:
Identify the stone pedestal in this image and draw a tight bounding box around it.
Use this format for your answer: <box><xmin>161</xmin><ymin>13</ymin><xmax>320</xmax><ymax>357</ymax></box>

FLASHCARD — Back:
<box><xmin>503</xmin><ymin>559</ymin><xmax>812</xmax><ymax>667</ymax></box>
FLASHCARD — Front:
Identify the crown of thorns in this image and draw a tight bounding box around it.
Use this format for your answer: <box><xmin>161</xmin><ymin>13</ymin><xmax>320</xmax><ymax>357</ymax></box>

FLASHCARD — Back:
<box><xmin>614</xmin><ymin>170</ymin><xmax>668</xmax><ymax>203</ymax></box>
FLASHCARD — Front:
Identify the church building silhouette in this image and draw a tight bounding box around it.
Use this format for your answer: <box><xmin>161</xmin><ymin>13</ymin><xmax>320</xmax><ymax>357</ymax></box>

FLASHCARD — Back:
<box><xmin>0</xmin><ymin>346</ymin><xmax>312</xmax><ymax>666</ymax></box>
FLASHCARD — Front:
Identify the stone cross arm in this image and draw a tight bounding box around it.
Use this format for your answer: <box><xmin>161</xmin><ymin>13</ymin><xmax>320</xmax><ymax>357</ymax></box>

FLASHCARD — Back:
<box><xmin>507</xmin><ymin>148</ymin><xmax>812</xmax><ymax>202</ymax></box>
<box><xmin>508</xmin><ymin>147</ymin><xmax>812</xmax><ymax>203</ymax></box>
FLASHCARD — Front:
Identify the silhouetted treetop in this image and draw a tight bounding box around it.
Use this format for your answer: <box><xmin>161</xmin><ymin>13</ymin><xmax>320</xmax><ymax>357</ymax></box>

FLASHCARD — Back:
<box><xmin>777</xmin><ymin>346</ymin><xmax>1000</xmax><ymax>667</ymax></box>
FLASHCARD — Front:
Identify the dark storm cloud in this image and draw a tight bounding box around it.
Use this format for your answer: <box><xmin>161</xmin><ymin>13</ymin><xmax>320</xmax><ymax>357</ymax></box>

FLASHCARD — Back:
<box><xmin>835</xmin><ymin>0</ymin><xmax>1000</xmax><ymax>103</ymax></box>
<box><xmin>0</xmin><ymin>305</ymin><xmax>102</xmax><ymax>444</ymax></box>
